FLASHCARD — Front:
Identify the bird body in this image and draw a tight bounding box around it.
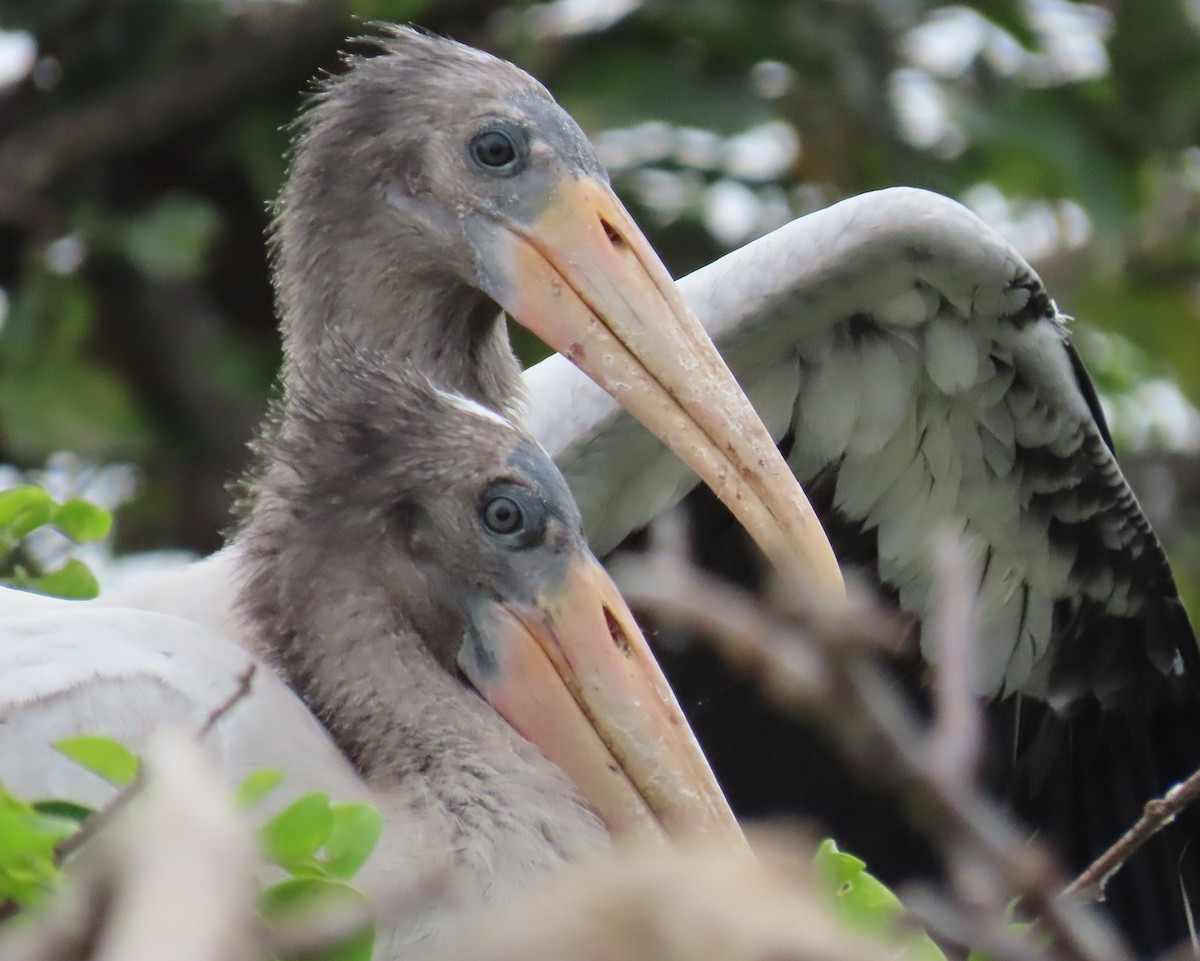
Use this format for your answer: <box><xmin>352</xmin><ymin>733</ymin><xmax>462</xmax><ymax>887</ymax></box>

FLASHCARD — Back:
<box><xmin>82</xmin><ymin>184</ymin><xmax>1198</xmax><ymax>784</ymax></box>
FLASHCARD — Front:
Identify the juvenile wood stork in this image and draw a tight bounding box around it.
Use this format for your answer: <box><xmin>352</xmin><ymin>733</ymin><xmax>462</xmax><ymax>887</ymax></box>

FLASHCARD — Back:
<box><xmin>112</xmin><ymin>188</ymin><xmax>1199</xmax><ymax>952</ymax></box>
<box><xmin>2</xmin><ymin>350</ymin><xmax>741</xmax><ymax>954</ymax></box>
<box><xmin>530</xmin><ymin>187</ymin><xmax>1200</xmax><ymax>954</ymax></box>
<box><xmin>264</xmin><ymin>26</ymin><xmax>837</xmax><ymax>592</ymax></box>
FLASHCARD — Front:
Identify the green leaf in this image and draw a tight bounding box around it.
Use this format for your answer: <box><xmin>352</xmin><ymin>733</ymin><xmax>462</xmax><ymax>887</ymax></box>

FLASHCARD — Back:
<box><xmin>31</xmin><ymin>799</ymin><xmax>95</xmax><ymax>825</ymax></box>
<box><xmin>0</xmin><ymin>792</ymin><xmax>72</xmax><ymax>907</ymax></box>
<box><xmin>236</xmin><ymin>769</ymin><xmax>286</xmax><ymax>810</ymax></box>
<box><xmin>0</xmin><ymin>804</ymin><xmax>73</xmax><ymax>859</ymax></box>
<box><xmin>119</xmin><ymin>193</ymin><xmax>220</xmax><ymax>280</ymax></box>
<box><xmin>814</xmin><ymin>839</ymin><xmax>947</xmax><ymax>961</ymax></box>
<box><xmin>51</xmin><ymin>499</ymin><xmax>112</xmax><ymax>543</ymax></box>
<box><xmin>260</xmin><ymin>877</ymin><xmax>374</xmax><ymax>961</ymax></box>
<box><xmin>322</xmin><ymin>803</ymin><xmax>383</xmax><ymax>880</ymax></box>
<box><xmin>0</xmin><ymin>485</ymin><xmax>55</xmax><ymax>539</ymax></box>
<box><xmin>261</xmin><ymin>793</ymin><xmax>334</xmax><ymax>866</ymax></box>
<box><xmin>19</xmin><ymin>559</ymin><xmax>101</xmax><ymax>600</ymax></box>
<box><xmin>55</xmin><ymin>736</ymin><xmax>140</xmax><ymax>788</ymax></box>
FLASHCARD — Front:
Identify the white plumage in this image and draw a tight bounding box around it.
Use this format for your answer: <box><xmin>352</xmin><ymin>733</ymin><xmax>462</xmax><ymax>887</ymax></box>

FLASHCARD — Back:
<box><xmin>526</xmin><ymin>187</ymin><xmax>1176</xmax><ymax>702</ymax></box>
<box><xmin>3</xmin><ymin>187</ymin><xmax>1155</xmax><ymax>717</ymax></box>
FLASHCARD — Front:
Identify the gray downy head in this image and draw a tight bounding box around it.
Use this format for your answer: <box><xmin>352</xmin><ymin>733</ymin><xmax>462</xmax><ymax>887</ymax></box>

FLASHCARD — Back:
<box><xmin>270</xmin><ymin>26</ymin><xmax>608</xmax><ymax>417</ymax></box>
<box><xmin>236</xmin><ymin>340</ymin><xmax>588</xmax><ymax>708</ymax></box>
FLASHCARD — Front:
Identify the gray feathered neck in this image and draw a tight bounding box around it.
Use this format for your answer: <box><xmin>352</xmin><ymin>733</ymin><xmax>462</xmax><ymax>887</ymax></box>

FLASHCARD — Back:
<box><xmin>268</xmin><ymin>27</ymin><xmax>541</xmax><ymax>418</ymax></box>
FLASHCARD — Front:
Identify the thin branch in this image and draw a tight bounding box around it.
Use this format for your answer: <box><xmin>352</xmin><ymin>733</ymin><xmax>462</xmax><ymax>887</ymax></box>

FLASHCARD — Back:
<box><xmin>198</xmin><ymin>663</ymin><xmax>257</xmax><ymax>738</ymax></box>
<box><xmin>54</xmin><ymin>773</ymin><xmax>145</xmax><ymax>865</ymax></box>
<box><xmin>616</xmin><ymin>549</ymin><xmax>1130</xmax><ymax>961</ymax></box>
<box><xmin>926</xmin><ymin>533</ymin><xmax>984</xmax><ymax>793</ymax></box>
<box><xmin>902</xmin><ymin>882</ymin><xmax>1049</xmax><ymax>961</ymax></box>
<box><xmin>56</xmin><ymin>664</ymin><xmax>257</xmax><ymax>863</ymax></box>
<box><xmin>1063</xmin><ymin>765</ymin><xmax>1200</xmax><ymax>905</ymax></box>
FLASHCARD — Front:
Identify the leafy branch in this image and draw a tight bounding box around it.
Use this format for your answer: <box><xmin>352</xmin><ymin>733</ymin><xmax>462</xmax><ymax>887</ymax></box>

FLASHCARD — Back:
<box><xmin>0</xmin><ymin>485</ymin><xmax>111</xmax><ymax>599</ymax></box>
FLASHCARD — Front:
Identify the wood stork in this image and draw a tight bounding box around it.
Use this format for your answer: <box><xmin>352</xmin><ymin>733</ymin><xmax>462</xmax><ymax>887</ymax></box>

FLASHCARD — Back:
<box><xmin>530</xmin><ymin>187</ymin><xmax>1200</xmax><ymax>954</ymax></box>
<box><xmin>1</xmin><ymin>24</ymin><xmax>1195</xmax><ymax>956</ymax></box>
<box><xmin>2</xmin><ymin>349</ymin><xmax>741</xmax><ymax>954</ymax></box>
<box><xmin>106</xmin><ymin>188</ymin><xmax>1200</xmax><ymax>953</ymax></box>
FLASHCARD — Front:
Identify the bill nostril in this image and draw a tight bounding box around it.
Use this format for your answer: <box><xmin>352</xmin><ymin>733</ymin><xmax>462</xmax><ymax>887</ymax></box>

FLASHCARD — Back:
<box><xmin>603</xmin><ymin>606</ymin><xmax>634</xmax><ymax>657</ymax></box>
<box><xmin>600</xmin><ymin>217</ymin><xmax>627</xmax><ymax>251</ymax></box>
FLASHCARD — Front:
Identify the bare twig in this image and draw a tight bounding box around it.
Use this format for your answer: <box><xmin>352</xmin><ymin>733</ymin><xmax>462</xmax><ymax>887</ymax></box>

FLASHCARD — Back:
<box><xmin>926</xmin><ymin>534</ymin><xmax>982</xmax><ymax>787</ymax></box>
<box><xmin>56</xmin><ymin>664</ymin><xmax>256</xmax><ymax>864</ymax></box>
<box><xmin>616</xmin><ymin>548</ymin><xmax>1131</xmax><ymax>961</ymax></box>
<box><xmin>198</xmin><ymin>663</ymin><xmax>257</xmax><ymax>739</ymax></box>
<box><xmin>902</xmin><ymin>881</ymin><xmax>1051</xmax><ymax>961</ymax></box>
<box><xmin>54</xmin><ymin>772</ymin><xmax>145</xmax><ymax>865</ymax></box>
<box><xmin>1063</xmin><ymin>765</ymin><xmax>1200</xmax><ymax>905</ymax></box>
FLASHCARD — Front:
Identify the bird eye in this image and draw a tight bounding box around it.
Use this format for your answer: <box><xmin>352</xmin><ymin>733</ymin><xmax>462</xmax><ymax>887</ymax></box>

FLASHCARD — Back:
<box><xmin>482</xmin><ymin>494</ymin><xmax>524</xmax><ymax>535</ymax></box>
<box><xmin>469</xmin><ymin>125</ymin><xmax>526</xmax><ymax>174</ymax></box>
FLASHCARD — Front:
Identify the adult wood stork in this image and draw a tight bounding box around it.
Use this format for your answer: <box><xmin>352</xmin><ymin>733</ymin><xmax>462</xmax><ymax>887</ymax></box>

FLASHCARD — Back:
<box><xmin>1</xmin><ymin>350</ymin><xmax>741</xmax><ymax>954</ymax></box>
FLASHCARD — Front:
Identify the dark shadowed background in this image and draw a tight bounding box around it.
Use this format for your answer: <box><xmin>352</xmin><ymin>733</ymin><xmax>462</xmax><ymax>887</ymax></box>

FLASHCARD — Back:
<box><xmin>1</xmin><ymin>0</ymin><xmax>1199</xmax><ymax>605</ymax></box>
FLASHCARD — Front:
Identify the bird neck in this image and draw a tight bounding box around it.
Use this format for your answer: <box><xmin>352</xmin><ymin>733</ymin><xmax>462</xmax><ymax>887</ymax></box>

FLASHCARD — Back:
<box><xmin>273</xmin><ymin>216</ymin><xmax>525</xmax><ymax>420</ymax></box>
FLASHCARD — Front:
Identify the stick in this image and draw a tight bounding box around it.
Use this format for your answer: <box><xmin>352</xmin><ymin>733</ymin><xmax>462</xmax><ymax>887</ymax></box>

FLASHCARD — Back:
<box><xmin>56</xmin><ymin>664</ymin><xmax>257</xmax><ymax>863</ymax></box>
<box><xmin>1063</xmin><ymin>765</ymin><xmax>1200</xmax><ymax>905</ymax></box>
<box><xmin>616</xmin><ymin>549</ymin><xmax>1130</xmax><ymax>961</ymax></box>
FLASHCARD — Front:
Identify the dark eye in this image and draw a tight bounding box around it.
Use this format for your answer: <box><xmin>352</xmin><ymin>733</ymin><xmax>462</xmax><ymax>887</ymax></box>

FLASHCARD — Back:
<box><xmin>469</xmin><ymin>125</ymin><xmax>526</xmax><ymax>174</ymax></box>
<box><xmin>482</xmin><ymin>494</ymin><xmax>523</xmax><ymax>535</ymax></box>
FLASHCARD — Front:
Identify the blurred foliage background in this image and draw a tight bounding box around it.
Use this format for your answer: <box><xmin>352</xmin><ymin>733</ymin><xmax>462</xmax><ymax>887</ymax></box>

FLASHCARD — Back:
<box><xmin>1</xmin><ymin>0</ymin><xmax>1199</xmax><ymax>601</ymax></box>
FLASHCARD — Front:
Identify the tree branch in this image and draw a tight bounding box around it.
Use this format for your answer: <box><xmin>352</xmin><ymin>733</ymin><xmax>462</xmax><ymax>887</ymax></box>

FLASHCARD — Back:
<box><xmin>1063</xmin><ymin>765</ymin><xmax>1200</xmax><ymax>906</ymax></box>
<box><xmin>615</xmin><ymin>547</ymin><xmax>1130</xmax><ymax>961</ymax></box>
<box><xmin>0</xmin><ymin>1</ymin><xmax>346</xmax><ymax>197</ymax></box>
<box><xmin>56</xmin><ymin>664</ymin><xmax>256</xmax><ymax>864</ymax></box>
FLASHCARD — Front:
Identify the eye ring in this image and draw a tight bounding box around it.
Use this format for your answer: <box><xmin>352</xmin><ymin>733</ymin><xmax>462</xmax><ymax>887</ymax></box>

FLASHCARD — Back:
<box><xmin>482</xmin><ymin>494</ymin><xmax>524</xmax><ymax>536</ymax></box>
<box><xmin>468</xmin><ymin>124</ymin><xmax>527</xmax><ymax>174</ymax></box>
